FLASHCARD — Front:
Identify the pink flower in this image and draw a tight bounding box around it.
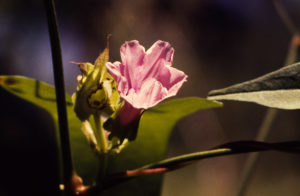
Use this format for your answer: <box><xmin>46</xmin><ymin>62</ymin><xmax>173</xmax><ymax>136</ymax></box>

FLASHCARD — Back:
<box><xmin>106</xmin><ymin>40</ymin><xmax>187</xmax><ymax>127</ymax></box>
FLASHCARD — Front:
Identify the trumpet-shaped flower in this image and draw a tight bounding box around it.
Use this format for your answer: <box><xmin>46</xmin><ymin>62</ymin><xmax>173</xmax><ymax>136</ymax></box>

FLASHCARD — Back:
<box><xmin>106</xmin><ymin>40</ymin><xmax>187</xmax><ymax>128</ymax></box>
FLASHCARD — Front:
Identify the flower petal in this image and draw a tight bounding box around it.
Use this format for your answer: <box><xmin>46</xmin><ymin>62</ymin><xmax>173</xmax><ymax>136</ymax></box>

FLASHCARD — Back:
<box><xmin>120</xmin><ymin>40</ymin><xmax>146</xmax><ymax>89</ymax></box>
<box><xmin>122</xmin><ymin>78</ymin><xmax>168</xmax><ymax>109</ymax></box>
<box><xmin>120</xmin><ymin>40</ymin><xmax>145</xmax><ymax>66</ymax></box>
<box><xmin>107</xmin><ymin>40</ymin><xmax>186</xmax><ymax>110</ymax></box>
<box><xmin>141</xmin><ymin>41</ymin><xmax>174</xmax><ymax>83</ymax></box>
<box><xmin>158</xmin><ymin>65</ymin><xmax>187</xmax><ymax>96</ymax></box>
<box><xmin>106</xmin><ymin>62</ymin><xmax>130</xmax><ymax>95</ymax></box>
<box><xmin>145</xmin><ymin>40</ymin><xmax>174</xmax><ymax>65</ymax></box>
<box><xmin>105</xmin><ymin>62</ymin><xmax>122</xmax><ymax>81</ymax></box>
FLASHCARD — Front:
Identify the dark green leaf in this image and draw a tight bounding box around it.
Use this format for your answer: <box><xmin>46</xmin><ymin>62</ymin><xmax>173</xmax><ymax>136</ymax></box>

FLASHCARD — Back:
<box><xmin>103</xmin><ymin>97</ymin><xmax>222</xmax><ymax>195</ymax></box>
<box><xmin>0</xmin><ymin>75</ymin><xmax>98</xmax><ymax>184</ymax></box>
<box><xmin>0</xmin><ymin>76</ymin><xmax>222</xmax><ymax>195</ymax></box>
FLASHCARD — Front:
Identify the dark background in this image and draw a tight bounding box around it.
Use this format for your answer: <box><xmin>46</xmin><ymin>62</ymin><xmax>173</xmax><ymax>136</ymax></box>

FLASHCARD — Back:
<box><xmin>1</xmin><ymin>0</ymin><xmax>300</xmax><ymax>195</ymax></box>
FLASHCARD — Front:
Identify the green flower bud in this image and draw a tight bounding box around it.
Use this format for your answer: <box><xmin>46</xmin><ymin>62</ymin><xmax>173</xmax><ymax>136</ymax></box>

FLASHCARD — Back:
<box><xmin>72</xmin><ymin>44</ymin><xmax>120</xmax><ymax>121</ymax></box>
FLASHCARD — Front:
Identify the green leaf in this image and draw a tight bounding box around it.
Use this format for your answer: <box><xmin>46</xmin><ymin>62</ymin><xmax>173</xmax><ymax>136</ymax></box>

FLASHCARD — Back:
<box><xmin>0</xmin><ymin>75</ymin><xmax>98</xmax><ymax>184</ymax></box>
<box><xmin>103</xmin><ymin>97</ymin><xmax>222</xmax><ymax>195</ymax></box>
<box><xmin>207</xmin><ymin>62</ymin><xmax>300</xmax><ymax>109</ymax></box>
<box><xmin>0</xmin><ymin>75</ymin><xmax>222</xmax><ymax>195</ymax></box>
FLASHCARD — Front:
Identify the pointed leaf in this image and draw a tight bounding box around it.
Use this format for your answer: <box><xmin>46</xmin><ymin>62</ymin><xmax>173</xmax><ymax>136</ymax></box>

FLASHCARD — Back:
<box><xmin>208</xmin><ymin>62</ymin><xmax>300</xmax><ymax>109</ymax></box>
<box><xmin>0</xmin><ymin>75</ymin><xmax>98</xmax><ymax>184</ymax></box>
<box><xmin>0</xmin><ymin>75</ymin><xmax>222</xmax><ymax>195</ymax></box>
<box><xmin>94</xmin><ymin>40</ymin><xmax>109</xmax><ymax>82</ymax></box>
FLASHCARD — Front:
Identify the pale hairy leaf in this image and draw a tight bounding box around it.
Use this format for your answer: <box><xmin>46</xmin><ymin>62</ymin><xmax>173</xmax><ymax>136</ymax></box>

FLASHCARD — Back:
<box><xmin>208</xmin><ymin>62</ymin><xmax>300</xmax><ymax>109</ymax></box>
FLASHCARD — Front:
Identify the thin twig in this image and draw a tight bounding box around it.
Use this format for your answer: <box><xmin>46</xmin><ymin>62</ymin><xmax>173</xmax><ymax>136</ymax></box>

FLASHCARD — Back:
<box><xmin>85</xmin><ymin>140</ymin><xmax>300</xmax><ymax>195</ymax></box>
<box><xmin>273</xmin><ymin>0</ymin><xmax>298</xmax><ymax>34</ymax></box>
<box><xmin>237</xmin><ymin>1</ymin><xmax>300</xmax><ymax>195</ymax></box>
<box><xmin>44</xmin><ymin>0</ymin><xmax>74</xmax><ymax>191</ymax></box>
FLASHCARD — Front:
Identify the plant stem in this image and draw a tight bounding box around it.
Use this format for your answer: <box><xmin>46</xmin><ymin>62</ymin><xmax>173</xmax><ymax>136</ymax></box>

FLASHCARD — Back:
<box><xmin>138</xmin><ymin>140</ymin><xmax>300</xmax><ymax>171</ymax></box>
<box><xmin>273</xmin><ymin>0</ymin><xmax>298</xmax><ymax>34</ymax></box>
<box><xmin>85</xmin><ymin>140</ymin><xmax>300</xmax><ymax>194</ymax></box>
<box><xmin>44</xmin><ymin>0</ymin><xmax>74</xmax><ymax>190</ymax></box>
<box><xmin>94</xmin><ymin>113</ymin><xmax>108</xmax><ymax>153</ymax></box>
<box><xmin>93</xmin><ymin>113</ymin><xmax>108</xmax><ymax>184</ymax></box>
<box><xmin>139</xmin><ymin>148</ymin><xmax>232</xmax><ymax>170</ymax></box>
<box><xmin>97</xmin><ymin>153</ymin><xmax>109</xmax><ymax>184</ymax></box>
<box><xmin>237</xmin><ymin>1</ymin><xmax>299</xmax><ymax>195</ymax></box>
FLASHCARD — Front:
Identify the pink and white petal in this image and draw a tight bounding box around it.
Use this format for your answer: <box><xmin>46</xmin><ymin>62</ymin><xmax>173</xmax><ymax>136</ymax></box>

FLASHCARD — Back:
<box><xmin>120</xmin><ymin>88</ymin><xmax>136</xmax><ymax>106</ymax></box>
<box><xmin>157</xmin><ymin>65</ymin><xmax>187</xmax><ymax>92</ymax></box>
<box><xmin>117</xmin><ymin>76</ymin><xmax>130</xmax><ymax>96</ymax></box>
<box><xmin>166</xmin><ymin>74</ymin><xmax>187</xmax><ymax>98</ymax></box>
<box><xmin>106</xmin><ymin>61</ymin><xmax>132</xmax><ymax>95</ymax></box>
<box><xmin>120</xmin><ymin>40</ymin><xmax>146</xmax><ymax>88</ymax></box>
<box><xmin>133</xmin><ymin>78</ymin><xmax>168</xmax><ymax>109</ymax></box>
<box><xmin>144</xmin><ymin>40</ymin><xmax>174</xmax><ymax>69</ymax></box>
<box><xmin>106</xmin><ymin>62</ymin><xmax>122</xmax><ymax>81</ymax></box>
<box><xmin>139</xmin><ymin>58</ymin><xmax>166</xmax><ymax>86</ymax></box>
<box><xmin>141</xmin><ymin>42</ymin><xmax>174</xmax><ymax>84</ymax></box>
<box><xmin>120</xmin><ymin>40</ymin><xmax>145</xmax><ymax>66</ymax></box>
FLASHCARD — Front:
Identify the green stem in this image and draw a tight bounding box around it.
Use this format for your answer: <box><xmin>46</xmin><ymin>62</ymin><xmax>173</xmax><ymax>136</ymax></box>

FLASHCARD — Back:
<box><xmin>97</xmin><ymin>153</ymin><xmax>108</xmax><ymax>184</ymax></box>
<box><xmin>44</xmin><ymin>0</ymin><xmax>74</xmax><ymax>190</ymax></box>
<box><xmin>138</xmin><ymin>140</ymin><xmax>300</xmax><ymax>171</ymax></box>
<box><xmin>93</xmin><ymin>113</ymin><xmax>108</xmax><ymax>184</ymax></box>
<box><xmin>86</xmin><ymin>140</ymin><xmax>300</xmax><ymax>194</ymax></box>
<box><xmin>139</xmin><ymin>148</ymin><xmax>231</xmax><ymax>170</ymax></box>
<box><xmin>94</xmin><ymin>113</ymin><xmax>108</xmax><ymax>153</ymax></box>
<box><xmin>87</xmin><ymin>148</ymin><xmax>231</xmax><ymax>195</ymax></box>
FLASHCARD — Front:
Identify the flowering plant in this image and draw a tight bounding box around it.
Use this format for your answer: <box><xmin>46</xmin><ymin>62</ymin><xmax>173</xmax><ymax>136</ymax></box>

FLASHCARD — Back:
<box><xmin>1</xmin><ymin>1</ymin><xmax>300</xmax><ymax>195</ymax></box>
<box><xmin>105</xmin><ymin>40</ymin><xmax>187</xmax><ymax>140</ymax></box>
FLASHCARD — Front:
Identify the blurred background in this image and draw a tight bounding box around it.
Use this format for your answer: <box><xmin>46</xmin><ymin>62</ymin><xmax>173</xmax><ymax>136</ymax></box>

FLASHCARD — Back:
<box><xmin>1</xmin><ymin>0</ymin><xmax>300</xmax><ymax>195</ymax></box>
